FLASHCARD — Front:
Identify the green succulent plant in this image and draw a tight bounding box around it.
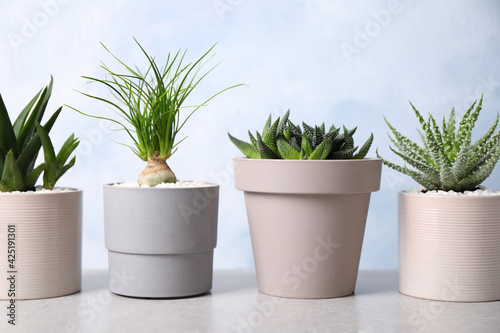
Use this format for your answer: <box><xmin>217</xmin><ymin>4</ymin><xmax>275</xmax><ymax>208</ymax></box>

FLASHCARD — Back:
<box><xmin>0</xmin><ymin>78</ymin><xmax>79</xmax><ymax>192</ymax></box>
<box><xmin>71</xmin><ymin>38</ymin><xmax>241</xmax><ymax>187</ymax></box>
<box><xmin>377</xmin><ymin>96</ymin><xmax>500</xmax><ymax>192</ymax></box>
<box><xmin>228</xmin><ymin>110</ymin><xmax>373</xmax><ymax>160</ymax></box>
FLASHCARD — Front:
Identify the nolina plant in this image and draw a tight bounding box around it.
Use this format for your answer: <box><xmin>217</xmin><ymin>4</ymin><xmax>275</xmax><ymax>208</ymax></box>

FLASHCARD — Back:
<box><xmin>0</xmin><ymin>78</ymin><xmax>79</xmax><ymax>192</ymax></box>
<box><xmin>228</xmin><ymin>110</ymin><xmax>373</xmax><ymax>159</ymax></box>
<box><xmin>72</xmin><ymin>39</ymin><xmax>240</xmax><ymax>186</ymax></box>
<box><xmin>377</xmin><ymin>96</ymin><xmax>500</xmax><ymax>192</ymax></box>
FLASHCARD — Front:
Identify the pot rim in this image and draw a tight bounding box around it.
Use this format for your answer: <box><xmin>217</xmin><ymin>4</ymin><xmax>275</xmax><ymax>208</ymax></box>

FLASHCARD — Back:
<box><xmin>233</xmin><ymin>157</ymin><xmax>382</xmax><ymax>194</ymax></box>
<box><xmin>103</xmin><ymin>182</ymin><xmax>219</xmax><ymax>190</ymax></box>
<box><xmin>398</xmin><ymin>188</ymin><xmax>500</xmax><ymax>198</ymax></box>
<box><xmin>232</xmin><ymin>157</ymin><xmax>382</xmax><ymax>164</ymax></box>
<box><xmin>0</xmin><ymin>187</ymin><xmax>82</xmax><ymax>196</ymax></box>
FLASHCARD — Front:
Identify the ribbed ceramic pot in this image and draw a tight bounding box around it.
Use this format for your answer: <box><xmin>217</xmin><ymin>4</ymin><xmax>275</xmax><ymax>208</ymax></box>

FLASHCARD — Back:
<box><xmin>103</xmin><ymin>183</ymin><xmax>219</xmax><ymax>298</ymax></box>
<box><xmin>399</xmin><ymin>191</ymin><xmax>500</xmax><ymax>302</ymax></box>
<box><xmin>0</xmin><ymin>189</ymin><xmax>82</xmax><ymax>300</ymax></box>
<box><xmin>233</xmin><ymin>158</ymin><xmax>382</xmax><ymax>299</ymax></box>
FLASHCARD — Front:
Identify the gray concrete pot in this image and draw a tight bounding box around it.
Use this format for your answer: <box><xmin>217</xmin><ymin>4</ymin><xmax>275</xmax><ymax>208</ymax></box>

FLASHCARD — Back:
<box><xmin>233</xmin><ymin>158</ymin><xmax>382</xmax><ymax>299</ymax></box>
<box><xmin>103</xmin><ymin>183</ymin><xmax>219</xmax><ymax>298</ymax></box>
<box><xmin>0</xmin><ymin>189</ymin><xmax>82</xmax><ymax>300</ymax></box>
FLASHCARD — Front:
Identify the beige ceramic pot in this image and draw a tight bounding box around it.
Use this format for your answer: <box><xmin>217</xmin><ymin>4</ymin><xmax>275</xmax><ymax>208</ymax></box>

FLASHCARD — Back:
<box><xmin>233</xmin><ymin>158</ymin><xmax>382</xmax><ymax>299</ymax></box>
<box><xmin>0</xmin><ymin>189</ymin><xmax>82</xmax><ymax>300</ymax></box>
<box><xmin>399</xmin><ymin>191</ymin><xmax>500</xmax><ymax>302</ymax></box>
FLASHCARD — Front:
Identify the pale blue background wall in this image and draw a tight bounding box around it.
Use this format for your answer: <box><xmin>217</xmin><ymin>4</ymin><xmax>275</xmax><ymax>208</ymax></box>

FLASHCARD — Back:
<box><xmin>1</xmin><ymin>0</ymin><xmax>499</xmax><ymax>270</ymax></box>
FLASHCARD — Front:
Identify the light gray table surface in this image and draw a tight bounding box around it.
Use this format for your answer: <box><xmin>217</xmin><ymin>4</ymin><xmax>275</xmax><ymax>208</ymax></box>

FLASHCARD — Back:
<box><xmin>0</xmin><ymin>270</ymin><xmax>498</xmax><ymax>333</ymax></box>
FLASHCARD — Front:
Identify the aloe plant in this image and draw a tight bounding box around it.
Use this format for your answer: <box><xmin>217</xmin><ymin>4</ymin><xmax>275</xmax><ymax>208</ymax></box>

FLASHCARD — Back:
<box><xmin>228</xmin><ymin>110</ymin><xmax>373</xmax><ymax>159</ymax></box>
<box><xmin>0</xmin><ymin>78</ymin><xmax>79</xmax><ymax>192</ymax></box>
<box><xmin>71</xmin><ymin>39</ymin><xmax>241</xmax><ymax>187</ymax></box>
<box><xmin>377</xmin><ymin>96</ymin><xmax>500</xmax><ymax>192</ymax></box>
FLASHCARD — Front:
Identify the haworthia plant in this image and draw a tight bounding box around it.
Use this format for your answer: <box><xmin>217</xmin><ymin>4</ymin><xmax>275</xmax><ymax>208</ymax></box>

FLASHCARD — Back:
<box><xmin>377</xmin><ymin>96</ymin><xmax>500</xmax><ymax>192</ymax></box>
<box><xmin>228</xmin><ymin>110</ymin><xmax>373</xmax><ymax>160</ymax></box>
<box><xmin>0</xmin><ymin>77</ymin><xmax>79</xmax><ymax>192</ymax></box>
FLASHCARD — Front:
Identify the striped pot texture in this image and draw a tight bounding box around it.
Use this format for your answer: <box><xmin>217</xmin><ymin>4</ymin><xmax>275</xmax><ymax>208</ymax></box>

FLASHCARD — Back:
<box><xmin>0</xmin><ymin>190</ymin><xmax>82</xmax><ymax>300</ymax></box>
<box><xmin>399</xmin><ymin>191</ymin><xmax>500</xmax><ymax>302</ymax></box>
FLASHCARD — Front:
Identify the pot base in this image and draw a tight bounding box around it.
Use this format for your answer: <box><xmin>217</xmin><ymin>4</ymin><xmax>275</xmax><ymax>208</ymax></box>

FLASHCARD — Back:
<box><xmin>108</xmin><ymin>250</ymin><xmax>214</xmax><ymax>298</ymax></box>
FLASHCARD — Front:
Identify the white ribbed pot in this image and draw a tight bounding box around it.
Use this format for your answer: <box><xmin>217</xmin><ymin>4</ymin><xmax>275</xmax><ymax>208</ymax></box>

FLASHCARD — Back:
<box><xmin>0</xmin><ymin>189</ymin><xmax>82</xmax><ymax>300</ymax></box>
<box><xmin>103</xmin><ymin>183</ymin><xmax>219</xmax><ymax>298</ymax></box>
<box><xmin>399</xmin><ymin>190</ymin><xmax>500</xmax><ymax>302</ymax></box>
<box><xmin>234</xmin><ymin>158</ymin><xmax>382</xmax><ymax>299</ymax></box>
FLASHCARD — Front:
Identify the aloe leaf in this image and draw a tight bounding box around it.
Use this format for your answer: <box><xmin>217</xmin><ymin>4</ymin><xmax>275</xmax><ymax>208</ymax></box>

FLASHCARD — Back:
<box><xmin>24</xmin><ymin>163</ymin><xmax>45</xmax><ymax>190</ymax></box>
<box><xmin>256</xmin><ymin>132</ymin><xmax>279</xmax><ymax>159</ymax></box>
<box><xmin>409</xmin><ymin>101</ymin><xmax>427</xmax><ymax>128</ymax></box>
<box><xmin>302</xmin><ymin>122</ymin><xmax>314</xmax><ymax>135</ymax></box>
<box><xmin>446</xmin><ymin>108</ymin><xmax>456</xmax><ymax>143</ymax></box>
<box><xmin>0</xmin><ymin>95</ymin><xmax>18</xmax><ymax>157</ymax></box>
<box><xmin>353</xmin><ymin>133</ymin><xmax>374</xmax><ymax>159</ymax></box>
<box><xmin>35</xmin><ymin>123</ymin><xmax>57</xmax><ymax>189</ymax></box>
<box><xmin>16</xmin><ymin>107</ymin><xmax>61</xmax><ymax>175</ymax></box>
<box><xmin>377</xmin><ymin>150</ymin><xmax>439</xmax><ymax>190</ymax></box>
<box><xmin>457</xmin><ymin>141</ymin><xmax>500</xmax><ymax>191</ymax></box>
<box><xmin>228</xmin><ymin>133</ymin><xmax>259</xmax><ymax>159</ymax></box>
<box><xmin>0</xmin><ymin>147</ymin><xmax>5</xmax><ymax>176</ymax></box>
<box><xmin>287</xmin><ymin>120</ymin><xmax>302</xmax><ymax>147</ymax></box>
<box><xmin>342</xmin><ymin>126</ymin><xmax>354</xmax><ymax>149</ymax></box>
<box><xmin>56</xmin><ymin>134</ymin><xmax>79</xmax><ymax>169</ymax></box>
<box><xmin>300</xmin><ymin>133</ymin><xmax>313</xmax><ymax>158</ymax></box>
<box><xmin>55</xmin><ymin>157</ymin><xmax>76</xmax><ymax>184</ymax></box>
<box><xmin>470</xmin><ymin>112</ymin><xmax>498</xmax><ymax>155</ymax></box>
<box><xmin>308</xmin><ymin>138</ymin><xmax>326</xmax><ymax>160</ymax></box>
<box><xmin>320</xmin><ymin>131</ymin><xmax>336</xmax><ymax>159</ymax></box>
<box><xmin>312</xmin><ymin>126</ymin><xmax>323</xmax><ymax>149</ymax></box>
<box><xmin>277</xmin><ymin>137</ymin><xmax>301</xmax><ymax>159</ymax></box>
<box><xmin>277</xmin><ymin>110</ymin><xmax>290</xmax><ymax>136</ymax></box>
<box><xmin>454</xmin><ymin>99</ymin><xmax>479</xmax><ymax>154</ymax></box>
<box><xmin>289</xmin><ymin>137</ymin><xmax>301</xmax><ymax>151</ymax></box>
<box><xmin>262</xmin><ymin>114</ymin><xmax>272</xmax><ymax>135</ymax></box>
<box><xmin>262</xmin><ymin>118</ymin><xmax>280</xmax><ymax>155</ymax></box>
<box><xmin>331</xmin><ymin>146</ymin><xmax>358</xmax><ymax>159</ymax></box>
<box><xmin>1</xmin><ymin>150</ymin><xmax>24</xmax><ymax>191</ymax></box>
<box><xmin>248</xmin><ymin>131</ymin><xmax>258</xmax><ymax>150</ymax></box>
<box><xmin>16</xmin><ymin>78</ymin><xmax>53</xmax><ymax>151</ymax></box>
<box><xmin>466</xmin><ymin>132</ymin><xmax>500</xmax><ymax>175</ymax></box>
<box><xmin>13</xmin><ymin>88</ymin><xmax>42</xmax><ymax>137</ymax></box>
<box><xmin>389</xmin><ymin>146</ymin><xmax>440</xmax><ymax>182</ymax></box>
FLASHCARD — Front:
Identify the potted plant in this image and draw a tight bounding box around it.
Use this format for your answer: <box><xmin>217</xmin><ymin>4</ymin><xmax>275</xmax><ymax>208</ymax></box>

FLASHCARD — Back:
<box><xmin>73</xmin><ymin>39</ymin><xmax>240</xmax><ymax>298</ymax></box>
<box><xmin>0</xmin><ymin>77</ymin><xmax>81</xmax><ymax>300</ymax></box>
<box><xmin>228</xmin><ymin>111</ymin><xmax>382</xmax><ymax>298</ymax></box>
<box><xmin>377</xmin><ymin>96</ymin><xmax>500</xmax><ymax>302</ymax></box>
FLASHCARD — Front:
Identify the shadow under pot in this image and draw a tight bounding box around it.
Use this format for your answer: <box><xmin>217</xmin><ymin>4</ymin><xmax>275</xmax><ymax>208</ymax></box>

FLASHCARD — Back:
<box><xmin>103</xmin><ymin>183</ymin><xmax>219</xmax><ymax>298</ymax></box>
